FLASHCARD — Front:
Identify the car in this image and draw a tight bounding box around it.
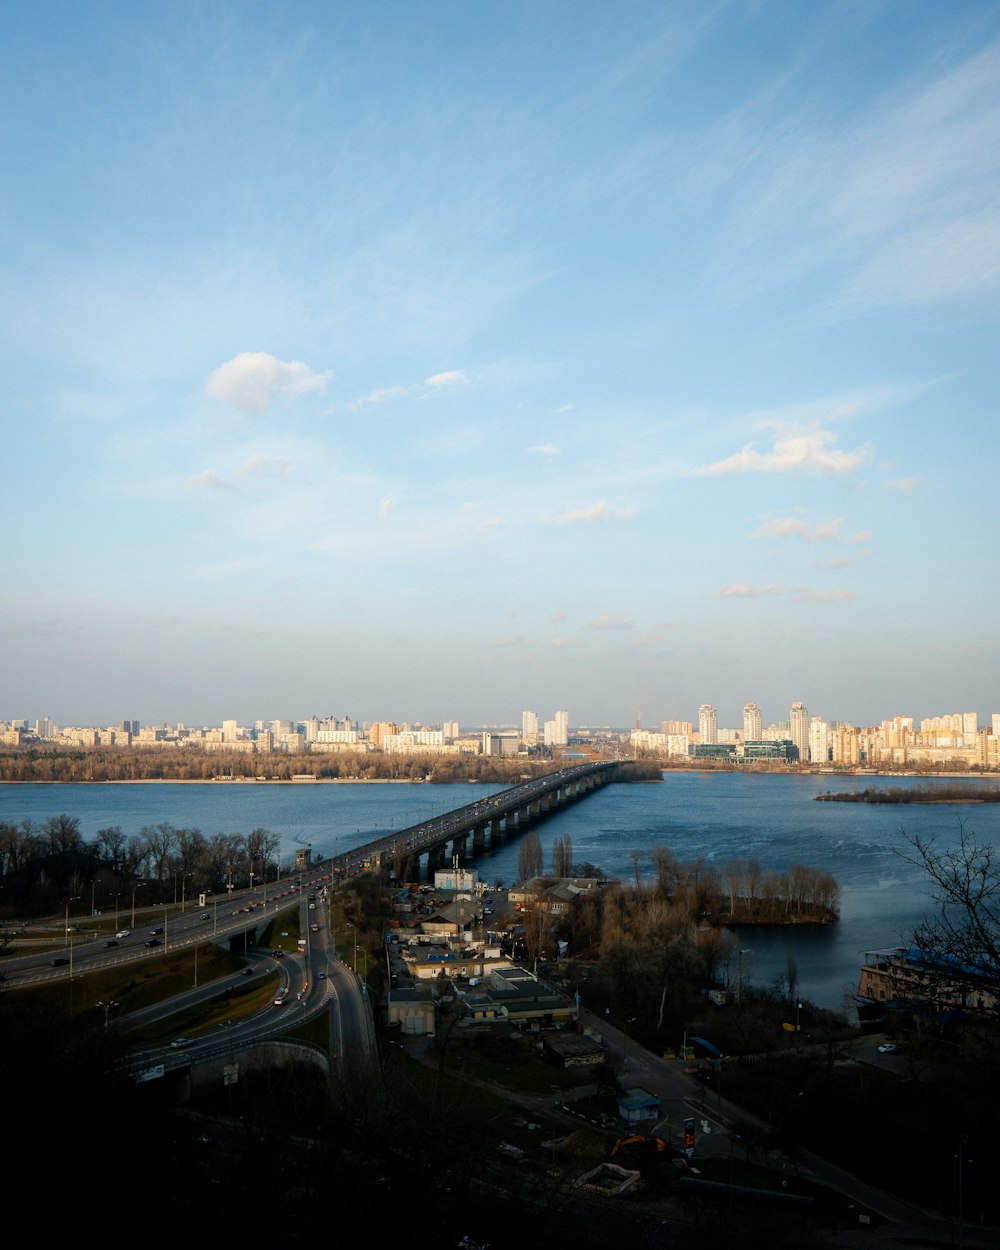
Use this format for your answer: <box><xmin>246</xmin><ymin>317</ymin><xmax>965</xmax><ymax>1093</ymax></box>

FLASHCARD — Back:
<box><xmin>149</xmin><ymin>927</ymin><xmax>164</xmax><ymax>935</ymax></box>
<box><xmin>308</xmin><ymin>903</ymin><xmax>316</xmax><ymax>910</ymax></box>
<box><xmin>199</xmin><ymin>912</ymin><xmax>210</xmax><ymax>921</ymax></box>
<box><xmin>310</xmin><ymin>923</ymin><xmax>319</xmax><ymax>932</ymax></box>
<box><xmin>116</xmin><ymin>930</ymin><xmax>130</xmax><ymax>938</ymax></box>
<box><xmin>877</xmin><ymin>1043</ymin><xmax>898</xmax><ymax>1054</ymax></box>
<box><xmin>50</xmin><ymin>957</ymin><xmax>69</xmax><ymax>966</ymax></box>
<box><xmin>104</xmin><ymin>939</ymin><xmax>119</xmax><ymax>948</ymax></box>
<box><xmin>240</xmin><ymin>967</ymin><xmax>253</xmax><ymax>976</ymax></box>
<box><xmin>145</xmin><ymin>938</ymin><xmax>162</xmax><ymax>947</ymax></box>
<box><xmin>170</xmin><ymin>1038</ymin><xmax>193</xmax><ymax>1049</ymax></box>
<box><xmin>318</xmin><ymin>971</ymin><xmax>327</xmax><ymax>980</ymax></box>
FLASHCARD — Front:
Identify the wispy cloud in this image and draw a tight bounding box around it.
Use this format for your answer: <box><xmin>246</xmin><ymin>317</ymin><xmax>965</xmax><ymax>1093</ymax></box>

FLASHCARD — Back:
<box><xmin>549</xmin><ymin>608</ymin><xmax>568</xmax><ymax>623</ymax></box>
<box><xmin>695</xmin><ymin>426</ymin><xmax>870</xmax><ymax>477</ymax></box>
<box><xmin>754</xmin><ymin>516</ymin><xmax>871</xmax><ymax>543</ymax></box>
<box><xmin>883</xmin><ymin>475</ymin><xmax>920</xmax><ymax>493</ymax></box>
<box><xmin>528</xmin><ymin>443</ymin><xmax>561</xmax><ymax>456</ymax></box>
<box><xmin>185</xmin><ymin>455</ymin><xmax>293</xmax><ymax>493</ymax></box>
<box><xmin>425</xmin><ymin>370</ymin><xmax>468</xmax><ymax>388</ymax></box>
<box><xmin>715</xmin><ymin>582</ymin><xmax>783</xmax><ymax>598</ymax></box>
<box><xmin>715</xmin><ymin>581</ymin><xmax>854</xmax><ymax>602</ymax></box>
<box><xmin>589</xmin><ymin>612</ymin><xmax>634</xmax><ymax>630</ymax></box>
<box><xmin>552</xmin><ymin>499</ymin><xmax>637</xmax><ymax>524</ymax></box>
<box><xmin>811</xmin><ymin>552</ymin><xmax>867</xmax><ymax>570</ymax></box>
<box><xmin>186</xmin><ymin>469</ymin><xmax>239</xmax><ymax>493</ymax></box>
<box><xmin>205</xmin><ymin>352</ymin><xmax>331</xmax><ymax>412</ymax></box>
<box><xmin>349</xmin><ymin>384</ymin><xmax>409</xmax><ymax>411</ymax></box>
<box><xmin>792</xmin><ymin>587</ymin><xmax>855</xmax><ymax>602</ymax></box>
<box><xmin>549</xmin><ymin>636</ymin><xmax>583</xmax><ymax>648</ymax></box>
<box><xmin>240</xmin><ymin>455</ymin><xmax>293</xmax><ymax>480</ymax></box>
<box><xmin>555</xmin><ymin>403</ymin><xmax>574</xmax><ymax>414</ymax></box>
<box><xmin>487</xmin><ymin>634</ymin><xmax>523</xmax><ymax>647</ymax></box>
<box><xmin>378</xmin><ymin>496</ymin><xmax>394</xmax><ymax>522</ymax></box>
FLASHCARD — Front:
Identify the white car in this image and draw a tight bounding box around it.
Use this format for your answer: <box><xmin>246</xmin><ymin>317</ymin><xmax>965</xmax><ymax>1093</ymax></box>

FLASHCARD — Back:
<box><xmin>877</xmin><ymin>1042</ymin><xmax>898</xmax><ymax>1054</ymax></box>
<box><xmin>115</xmin><ymin>930</ymin><xmax>130</xmax><ymax>938</ymax></box>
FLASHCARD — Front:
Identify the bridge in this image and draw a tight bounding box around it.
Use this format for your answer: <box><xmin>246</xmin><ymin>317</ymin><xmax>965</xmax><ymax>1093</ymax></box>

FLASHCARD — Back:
<box><xmin>331</xmin><ymin>760</ymin><xmax>622</xmax><ymax>880</ymax></box>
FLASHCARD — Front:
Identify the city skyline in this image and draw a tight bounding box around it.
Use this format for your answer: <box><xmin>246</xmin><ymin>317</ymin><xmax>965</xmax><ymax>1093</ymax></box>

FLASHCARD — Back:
<box><xmin>3</xmin><ymin>4</ymin><xmax>1000</xmax><ymax>727</ymax></box>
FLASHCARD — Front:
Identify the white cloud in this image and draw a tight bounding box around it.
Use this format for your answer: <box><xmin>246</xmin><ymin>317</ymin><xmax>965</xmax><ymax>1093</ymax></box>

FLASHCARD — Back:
<box><xmin>695</xmin><ymin>426</ymin><xmax>870</xmax><ymax>477</ymax></box>
<box><xmin>589</xmin><ymin>613</ymin><xmax>634</xmax><ymax>630</ymax></box>
<box><xmin>811</xmin><ymin>552</ymin><xmax>867</xmax><ymax>570</ymax></box>
<box><xmin>349</xmin><ymin>384</ymin><xmax>409</xmax><ymax>411</ymax></box>
<box><xmin>425</xmin><ymin>370</ymin><xmax>468</xmax><ymax>388</ymax></box>
<box><xmin>528</xmin><ymin>443</ymin><xmax>561</xmax><ymax>456</ymax></box>
<box><xmin>714</xmin><ymin>583</ymin><xmax>783</xmax><ymax>598</ymax></box>
<box><xmin>553</xmin><ymin>499</ymin><xmax>637</xmax><ymax>524</ymax></box>
<box><xmin>549</xmin><ymin>636</ymin><xmax>583</xmax><ymax>648</ymax></box>
<box><xmin>792</xmin><ymin>588</ymin><xmax>855</xmax><ymax>602</ymax></box>
<box><xmin>239</xmin><ymin>455</ymin><xmax>293</xmax><ymax>480</ymax></box>
<box><xmin>378</xmin><ymin>496</ymin><xmax>395</xmax><ymax>522</ymax></box>
<box><xmin>755</xmin><ymin>516</ymin><xmax>871</xmax><ymax>543</ymax></box>
<box><xmin>555</xmin><ymin>403</ymin><xmax>574</xmax><ymax>414</ymax></box>
<box><xmin>883</xmin><ymin>475</ymin><xmax>920</xmax><ymax>493</ymax></box>
<box><xmin>205</xmin><ymin>352</ymin><xmax>331</xmax><ymax>412</ymax></box>
<box><xmin>185</xmin><ymin>470</ymin><xmax>238</xmax><ymax>492</ymax></box>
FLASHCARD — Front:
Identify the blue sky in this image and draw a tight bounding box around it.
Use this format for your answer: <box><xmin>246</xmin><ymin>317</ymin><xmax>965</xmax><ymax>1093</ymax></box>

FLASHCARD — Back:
<box><xmin>3</xmin><ymin>1</ymin><xmax>999</xmax><ymax>731</ymax></box>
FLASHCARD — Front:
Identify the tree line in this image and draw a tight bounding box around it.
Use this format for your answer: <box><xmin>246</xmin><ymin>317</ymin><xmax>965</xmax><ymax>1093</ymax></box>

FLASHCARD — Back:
<box><xmin>0</xmin><ymin>814</ymin><xmax>281</xmax><ymax>918</ymax></box>
<box><xmin>0</xmin><ymin>747</ymin><xmax>561</xmax><ymax>784</ymax></box>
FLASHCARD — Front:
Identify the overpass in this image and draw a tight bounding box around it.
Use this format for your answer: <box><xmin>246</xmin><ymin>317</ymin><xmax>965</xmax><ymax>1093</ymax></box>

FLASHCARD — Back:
<box><xmin>331</xmin><ymin>760</ymin><xmax>622</xmax><ymax>881</ymax></box>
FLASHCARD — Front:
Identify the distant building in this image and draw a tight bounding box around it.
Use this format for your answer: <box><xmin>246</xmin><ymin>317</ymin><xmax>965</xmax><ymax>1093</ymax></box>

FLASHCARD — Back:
<box><xmin>743</xmin><ymin>702</ymin><xmax>762</xmax><ymax>741</ymax></box>
<box><xmin>790</xmin><ymin>702</ymin><xmax>809</xmax><ymax>762</ymax></box>
<box><xmin>698</xmin><ymin>704</ymin><xmax>718</xmax><ymax>745</ymax></box>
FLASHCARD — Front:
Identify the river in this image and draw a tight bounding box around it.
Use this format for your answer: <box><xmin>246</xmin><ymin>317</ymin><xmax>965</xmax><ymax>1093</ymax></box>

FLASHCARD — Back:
<box><xmin>3</xmin><ymin>771</ymin><xmax>997</xmax><ymax>1012</ymax></box>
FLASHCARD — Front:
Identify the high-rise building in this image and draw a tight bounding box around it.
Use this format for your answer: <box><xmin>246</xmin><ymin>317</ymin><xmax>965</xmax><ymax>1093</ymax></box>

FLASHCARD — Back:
<box><xmin>962</xmin><ymin>712</ymin><xmax>978</xmax><ymax>743</ymax></box>
<box><xmin>698</xmin><ymin>704</ymin><xmax>718</xmax><ymax>745</ymax></box>
<box><xmin>743</xmin><ymin>702</ymin><xmax>762</xmax><ymax>741</ymax></box>
<box><xmin>522</xmin><ymin>709</ymin><xmax>538</xmax><ymax>738</ymax></box>
<box><xmin>790</xmin><ymin>702</ymin><xmax>809</xmax><ymax>762</ymax></box>
<box><xmin>808</xmin><ymin>716</ymin><xmax>830</xmax><ymax>765</ymax></box>
<box><xmin>551</xmin><ymin>709</ymin><xmax>569</xmax><ymax>746</ymax></box>
<box><xmin>223</xmin><ymin>719</ymin><xmax>238</xmax><ymax>743</ymax></box>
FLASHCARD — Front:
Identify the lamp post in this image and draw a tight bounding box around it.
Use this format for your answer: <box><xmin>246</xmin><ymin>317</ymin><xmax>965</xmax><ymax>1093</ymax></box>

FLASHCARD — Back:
<box><xmin>131</xmin><ymin>881</ymin><xmax>147</xmax><ymax>928</ymax></box>
<box><xmin>181</xmin><ymin>873</ymin><xmax>192</xmax><ymax>913</ymax></box>
<box><xmin>96</xmin><ymin>1000</ymin><xmax>119</xmax><ymax>1033</ymax></box>
<box><xmin>64</xmin><ymin>895</ymin><xmax>80</xmax><ymax>947</ymax></box>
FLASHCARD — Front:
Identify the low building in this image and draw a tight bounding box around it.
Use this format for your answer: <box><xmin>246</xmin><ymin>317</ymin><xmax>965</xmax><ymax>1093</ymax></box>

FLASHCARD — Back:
<box><xmin>858</xmin><ymin>947</ymin><xmax>1000</xmax><ymax>1012</ymax></box>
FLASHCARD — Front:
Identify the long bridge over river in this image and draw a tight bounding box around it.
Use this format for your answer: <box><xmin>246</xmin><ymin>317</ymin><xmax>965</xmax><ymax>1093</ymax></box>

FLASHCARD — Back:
<box><xmin>332</xmin><ymin>760</ymin><xmax>623</xmax><ymax>880</ymax></box>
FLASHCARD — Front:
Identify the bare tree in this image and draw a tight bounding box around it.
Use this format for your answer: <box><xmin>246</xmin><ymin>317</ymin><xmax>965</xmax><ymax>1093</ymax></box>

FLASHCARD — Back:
<box><xmin>552</xmin><ymin>834</ymin><xmax>573</xmax><ymax>877</ymax></box>
<box><xmin>899</xmin><ymin>824</ymin><xmax>1000</xmax><ymax>977</ymax></box>
<box><xmin>517</xmin><ymin>832</ymin><xmax>543</xmax><ymax>881</ymax></box>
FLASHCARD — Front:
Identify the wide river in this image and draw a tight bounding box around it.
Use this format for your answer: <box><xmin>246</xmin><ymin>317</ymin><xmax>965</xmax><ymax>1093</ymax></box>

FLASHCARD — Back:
<box><xmin>3</xmin><ymin>771</ymin><xmax>997</xmax><ymax>1012</ymax></box>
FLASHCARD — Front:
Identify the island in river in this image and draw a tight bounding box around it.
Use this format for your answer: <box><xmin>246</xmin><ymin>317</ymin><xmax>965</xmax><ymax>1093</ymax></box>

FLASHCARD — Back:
<box><xmin>816</xmin><ymin>782</ymin><xmax>1000</xmax><ymax>804</ymax></box>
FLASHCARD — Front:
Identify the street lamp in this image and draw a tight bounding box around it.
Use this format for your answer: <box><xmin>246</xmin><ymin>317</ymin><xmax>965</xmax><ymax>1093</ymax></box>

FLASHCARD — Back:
<box><xmin>131</xmin><ymin>881</ymin><xmax>147</xmax><ymax>928</ymax></box>
<box><xmin>64</xmin><ymin>895</ymin><xmax>80</xmax><ymax>947</ymax></box>
<box><xmin>96</xmin><ymin>1000</ymin><xmax>119</xmax><ymax>1033</ymax></box>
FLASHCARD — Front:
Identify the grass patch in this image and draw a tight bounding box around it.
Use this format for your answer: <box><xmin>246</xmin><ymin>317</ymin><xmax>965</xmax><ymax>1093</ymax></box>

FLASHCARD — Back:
<box><xmin>440</xmin><ymin>1029</ymin><xmax>597</xmax><ymax>1096</ymax></box>
<box><xmin>126</xmin><ymin>970</ymin><xmax>281</xmax><ymax>1046</ymax></box>
<box><xmin>8</xmin><ymin>943</ymin><xmax>268</xmax><ymax>1026</ymax></box>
